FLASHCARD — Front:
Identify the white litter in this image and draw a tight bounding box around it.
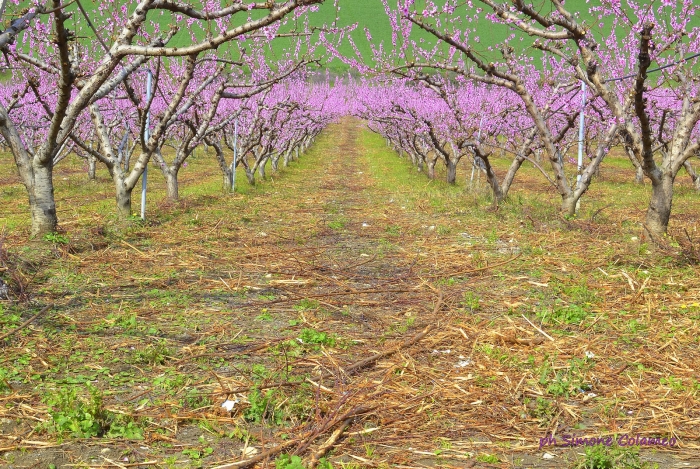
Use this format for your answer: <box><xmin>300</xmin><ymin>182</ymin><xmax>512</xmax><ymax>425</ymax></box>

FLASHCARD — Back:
<box><xmin>221</xmin><ymin>399</ymin><xmax>238</xmax><ymax>412</ymax></box>
<box><xmin>455</xmin><ymin>358</ymin><xmax>472</xmax><ymax>368</ymax></box>
<box><xmin>241</xmin><ymin>447</ymin><xmax>259</xmax><ymax>457</ymax></box>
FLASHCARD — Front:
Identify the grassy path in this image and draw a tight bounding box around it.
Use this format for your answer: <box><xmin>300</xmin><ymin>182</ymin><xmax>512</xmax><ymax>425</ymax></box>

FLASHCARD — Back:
<box><xmin>1</xmin><ymin>120</ymin><xmax>699</xmax><ymax>469</ymax></box>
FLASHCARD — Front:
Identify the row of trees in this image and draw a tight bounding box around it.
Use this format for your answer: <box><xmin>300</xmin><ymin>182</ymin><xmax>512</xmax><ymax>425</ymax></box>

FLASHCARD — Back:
<box><xmin>2</xmin><ymin>0</ymin><xmax>699</xmax><ymax>239</ymax></box>
<box><xmin>343</xmin><ymin>0</ymin><xmax>700</xmax><ymax>237</ymax></box>
<box><xmin>0</xmin><ymin>0</ymin><xmax>337</xmax><ymax>236</ymax></box>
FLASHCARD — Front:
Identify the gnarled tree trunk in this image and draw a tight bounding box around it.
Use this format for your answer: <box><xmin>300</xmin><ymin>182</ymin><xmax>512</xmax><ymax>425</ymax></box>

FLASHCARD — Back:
<box><xmin>645</xmin><ymin>173</ymin><xmax>674</xmax><ymax>236</ymax></box>
<box><xmin>114</xmin><ymin>177</ymin><xmax>132</xmax><ymax>218</ymax></box>
<box><xmin>245</xmin><ymin>167</ymin><xmax>256</xmax><ymax>185</ymax></box>
<box><xmin>165</xmin><ymin>168</ymin><xmax>179</xmax><ymax>201</ymax></box>
<box><xmin>28</xmin><ymin>163</ymin><xmax>58</xmax><ymax>236</ymax></box>
<box><xmin>446</xmin><ymin>158</ymin><xmax>457</xmax><ymax>184</ymax></box>
<box><xmin>683</xmin><ymin>160</ymin><xmax>700</xmax><ymax>191</ymax></box>
<box><xmin>0</xmin><ymin>107</ymin><xmax>58</xmax><ymax>236</ymax></box>
<box><xmin>426</xmin><ymin>158</ymin><xmax>436</xmax><ymax>179</ymax></box>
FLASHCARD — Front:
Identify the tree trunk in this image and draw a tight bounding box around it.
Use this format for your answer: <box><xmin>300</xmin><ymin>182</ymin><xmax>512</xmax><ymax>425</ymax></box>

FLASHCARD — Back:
<box><xmin>625</xmin><ymin>146</ymin><xmax>645</xmax><ymax>184</ymax></box>
<box><xmin>165</xmin><ymin>169</ymin><xmax>179</xmax><ymax>201</ymax></box>
<box><xmin>500</xmin><ymin>155</ymin><xmax>527</xmax><ymax>200</ymax></box>
<box><xmin>683</xmin><ymin>160</ymin><xmax>700</xmax><ymax>191</ymax></box>
<box><xmin>534</xmin><ymin>149</ymin><xmax>542</xmax><ymax>163</ymax></box>
<box><xmin>115</xmin><ymin>180</ymin><xmax>132</xmax><ymax>218</ymax></box>
<box><xmin>645</xmin><ymin>173</ymin><xmax>674</xmax><ymax>236</ymax></box>
<box><xmin>258</xmin><ymin>158</ymin><xmax>267</xmax><ymax>179</ymax></box>
<box><xmin>245</xmin><ymin>168</ymin><xmax>256</xmax><ymax>185</ymax></box>
<box><xmin>426</xmin><ymin>159</ymin><xmax>436</xmax><ymax>179</ymax></box>
<box><xmin>88</xmin><ymin>155</ymin><xmax>97</xmax><ymax>180</ymax></box>
<box><xmin>446</xmin><ymin>158</ymin><xmax>457</xmax><ymax>184</ymax></box>
<box><xmin>0</xmin><ymin>108</ymin><xmax>58</xmax><ymax>236</ymax></box>
<box><xmin>561</xmin><ymin>194</ymin><xmax>577</xmax><ymax>217</ymax></box>
<box><xmin>283</xmin><ymin>148</ymin><xmax>293</xmax><ymax>167</ymax></box>
<box><xmin>271</xmin><ymin>154</ymin><xmax>280</xmax><ymax>172</ymax></box>
<box><xmin>29</xmin><ymin>163</ymin><xmax>58</xmax><ymax>236</ymax></box>
<box><xmin>480</xmin><ymin>156</ymin><xmax>505</xmax><ymax>205</ymax></box>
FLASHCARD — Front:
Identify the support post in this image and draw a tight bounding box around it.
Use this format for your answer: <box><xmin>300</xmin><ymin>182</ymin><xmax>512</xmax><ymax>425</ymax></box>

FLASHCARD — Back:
<box><xmin>576</xmin><ymin>81</ymin><xmax>586</xmax><ymax>189</ymax></box>
<box><xmin>575</xmin><ymin>81</ymin><xmax>586</xmax><ymax>213</ymax></box>
<box><xmin>141</xmin><ymin>69</ymin><xmax>152</xmax><ymax>220</ymax></box>
<box><xmin>230</xmin><ymin>118</ymin><xmax>238</xmax><ymax>192</ymax></box>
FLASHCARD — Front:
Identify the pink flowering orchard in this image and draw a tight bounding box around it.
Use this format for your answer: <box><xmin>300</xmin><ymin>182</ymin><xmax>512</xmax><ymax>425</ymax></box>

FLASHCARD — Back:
<box><xmin>375</xmin><ymin>0</ymin><xmax>700</xmax><ymax>235</ymax></box>
<box><xmin>1</xmin><ymin>0</ymin><xmax>698</xmax><ymax>236</ymax></box>
<box><xmin>0</xmin><ymin>0</ymin><xmax>324</xmax><ymax>236</ymax></box>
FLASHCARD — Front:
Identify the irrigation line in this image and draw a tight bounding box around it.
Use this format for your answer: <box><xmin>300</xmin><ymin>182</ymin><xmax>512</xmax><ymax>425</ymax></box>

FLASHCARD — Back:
<box><xmin>603</xmin><ymin>51</ymin><xmax>700</xmax><ymax>83</ymax></box>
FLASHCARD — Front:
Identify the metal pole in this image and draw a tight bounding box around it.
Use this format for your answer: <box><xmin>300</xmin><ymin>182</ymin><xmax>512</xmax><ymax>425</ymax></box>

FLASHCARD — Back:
<box><xmin>231</xmin><ymin>118</ymin><xmax>238</xmax><ymax>192</ymax></box>
<box><xmin>471</xmin><ymin>116</ymin><xmax>485</xmax><ymax>186</ymax></box>
<box><xmin>576</xmin><ymin>81</ymin><xmax>586</xmax><ymax>189</ymax></box>
<box><xmin>141</xmin><ymin>69</ymin><xmax>152</xmax><ymax>220</ymax></box>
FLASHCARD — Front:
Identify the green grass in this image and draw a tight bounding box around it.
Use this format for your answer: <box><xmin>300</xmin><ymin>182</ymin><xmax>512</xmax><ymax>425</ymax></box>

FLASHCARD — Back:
<box><xmin>12</xmin><ymin>0</ymin><xmax>682</xmax><ymax>76</ymax></box>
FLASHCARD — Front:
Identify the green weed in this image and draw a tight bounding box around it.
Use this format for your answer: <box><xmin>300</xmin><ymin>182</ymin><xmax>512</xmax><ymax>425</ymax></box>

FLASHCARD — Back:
<box><xmin>43</xmin><ymin>232</ymin><xmax>69</xmax><ymax>244</ymax></box>
<box><xmin>245</xmin><ymin>388</ymin><xmax>284</xmax><ymax>424</ymax></box>
<box><xmin>294</xmin><ymin>298</ymin><xmax>320</xmax><ymax>311</ymax></box>
<box><xmin>385</xmin><ymin>224</ymin><xmax>401</xmax><ymax>236</ymax></box>
<box><xmin>134</xmin><ymin>341</ymin><xmax>173</xmax><ymax>365</ymax></box>
<box><xmin>660</xmin><ymin>376</ymin><xmax>684</xmax><ymax>392</ymax></box>
<box><xmin>328</xmin><ymin>216</ymin><xmax>347</xmax><ymax>230</ymax></box>
<box><xmin>572</xmin><ymin>443</ymin><xmax>657</xmax><ymax>469</ymax></box>
<box><xmin>256</xmin><ymin>309</ymin><xmax>273</xmax><ymax>321</ymax></box>
<box><xmin>536</xmin><ymin>304</ymin><xmax>590</xmax><ymax>326</ymax></box>
<box><xmin>299</xmin><ymin>328</ymin><xmax>336</xmax><ymax>347</ymax></box>
<box><xmin>476</xmin><ymin>454</ymin><xmax>499</xmax><ymax>464</ymax></box>
<box><xmin>275</xmin><ymin>454</ymin><xmax>305</xmax><ymax>469</ymax></box>
<box><xmin>461</xmin><ymin>291</ymin><xmax>480</xmax><ymax>312</ymax></box>
<box><xmin>42</xmin><ymin>385</ymin><xmax>143</xmax><ymax>439</ymax></box>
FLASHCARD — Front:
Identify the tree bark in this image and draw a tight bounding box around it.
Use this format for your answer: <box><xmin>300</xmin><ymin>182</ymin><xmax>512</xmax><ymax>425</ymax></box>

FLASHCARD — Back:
<box><xmin>426</xmin><ymin>159</ymin><xmax>436</xmax><ymax>179</ymax></box>
<box><xmin>283</xmin><ymin>148</ymin><xmax>293</xmax><ymax>167</ymax></box>
<box><xmin>0</xmin><ymin>105</ymin><xmax>58</xmax><ymax>236</ymax></box>
<box><xmin>115</xmin><ymin>178</ymin><xmax>132</xmax><ymax>218</ymax></box>
<box><xmin>87</xmin><ymin>155</ymin><xmax>97</xmax><ymax>181</ymax></box>
<box><xmin>683</xmin><ymin>160</ymin><xmax>700</xmax><ymax>191</ymax></box>
<box><xmin>258</xmin><ymin>157</ymin><xmax>268</xmax><ymax>179</ymax></box>
<box><xmin>624</xmin><ymin>146</ymin><xmax>645</xmax><ymax>184</ymax></box>
<box><xmin>561</xmin><ymin>195</ymin><xmax>577</xmax><ymax>218</ymax></box>
<box><xmin>500</xmin><ymin>155</ymin><xmax>527</xmax><ymax>200</ymax></box>
<box><xmin>645</xmin><ymin>173</ymin><xmax>674</xmax><ymax>236</ymax></box>
<box><xmin>245</xmin><ymin>168</ymin><xmax>256</xmax><ymax>185</ymax></box>
<box><xmin>29</xmin><ymin>162</ymin><xmax>58</xmax><ymax>236</ymax></box>
<box><xmin>165</xmin><ymin>169</ymin><xmax>179</xmax><ymax>201</ymax></box>
<box><xmin>446</xmin><ymin>158</ymin><xmax>457</xmax><ymax>184</ymax></box>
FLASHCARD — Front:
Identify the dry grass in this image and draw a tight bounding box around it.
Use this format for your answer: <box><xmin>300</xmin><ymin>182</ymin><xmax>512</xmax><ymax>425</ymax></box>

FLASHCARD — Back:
<box><xmin>0</xmin><ymin>119</ymin><xmax>699</xmax><ymax>468</ymax></box>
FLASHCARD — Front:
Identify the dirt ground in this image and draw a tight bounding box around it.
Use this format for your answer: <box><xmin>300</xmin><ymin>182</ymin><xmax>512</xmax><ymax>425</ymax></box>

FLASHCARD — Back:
<box><xmin>1</xmin><ymin>119</ymin><xmax>700</xmax><ymax>468</ymax></box>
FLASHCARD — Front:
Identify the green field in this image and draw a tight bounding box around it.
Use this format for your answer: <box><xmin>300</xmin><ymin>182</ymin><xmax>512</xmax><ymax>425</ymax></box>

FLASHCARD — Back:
<box><xmin>8</xmin><ymin>0</ymin><xmax>692</xmax><ymax>74</ymax></box>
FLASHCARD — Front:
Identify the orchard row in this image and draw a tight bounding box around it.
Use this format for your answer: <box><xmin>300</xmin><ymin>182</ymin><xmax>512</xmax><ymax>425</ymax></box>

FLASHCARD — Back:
<box><xmin>1</xmin><ymin>0</ymin><xmax>699</xmax><ymax>239</ymax></box>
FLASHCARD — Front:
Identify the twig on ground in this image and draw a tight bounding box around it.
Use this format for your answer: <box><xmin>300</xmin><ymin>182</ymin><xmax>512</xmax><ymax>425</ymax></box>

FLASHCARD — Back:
<box><xmin>520</xmin><ymin>314</ymin><xmax>554</xmax><ymax>342</ymax></box>
<box><xmin>306</xmin><ymin>417</ymin><xmax>353</xmax><ymax>468</ymax></box>
<box><xmin>0</xmin><ymin>304</ymin><xmax>52</xmax><ymax>342</ymax></box>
